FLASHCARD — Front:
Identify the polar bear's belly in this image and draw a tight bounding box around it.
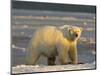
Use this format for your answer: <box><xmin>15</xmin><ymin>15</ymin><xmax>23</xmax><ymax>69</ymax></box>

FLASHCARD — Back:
<box><xmin>38</xmin><ymin>42</ymin><xmax>58</xmax><ymax>57</ymax></box>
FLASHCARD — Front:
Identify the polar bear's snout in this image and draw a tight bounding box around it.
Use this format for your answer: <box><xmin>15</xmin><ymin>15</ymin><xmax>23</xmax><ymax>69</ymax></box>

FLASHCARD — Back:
<box><xmin>75</xmin><ymin>33</ymin><xmax>78</xmax><ymax>37</ymax></box>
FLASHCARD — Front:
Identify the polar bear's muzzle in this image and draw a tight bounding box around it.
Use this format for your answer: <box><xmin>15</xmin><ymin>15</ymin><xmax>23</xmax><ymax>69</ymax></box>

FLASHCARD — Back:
<box><xmin>75</xmin><ymin>33</ymin><xmax>78</xmax><ymax>37</ymax></box>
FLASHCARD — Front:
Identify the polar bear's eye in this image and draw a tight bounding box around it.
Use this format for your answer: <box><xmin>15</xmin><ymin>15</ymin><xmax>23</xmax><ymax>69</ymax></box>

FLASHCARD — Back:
<box><xmin>76</xmin><ymin>29</ymin><xmax>81</xmax><ymax>32</ymax></box>
<box><xmin>77</xmin><ymin>30</ymin><xmax>80</xmax><ymax>32</ymax></box>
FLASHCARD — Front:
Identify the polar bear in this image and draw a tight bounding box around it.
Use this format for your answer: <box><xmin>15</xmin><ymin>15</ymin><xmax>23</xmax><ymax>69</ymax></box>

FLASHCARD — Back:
<box><xmin>26</xmin><ymin>25</ymin><xmax>82</xmax><ymax>65</ymax></box>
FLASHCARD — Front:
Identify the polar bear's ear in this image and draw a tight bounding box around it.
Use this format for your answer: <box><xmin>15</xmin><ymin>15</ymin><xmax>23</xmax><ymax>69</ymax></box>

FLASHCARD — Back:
<box><xmin>80</xmin><ymin>27</ymin><xmax>83</xmax><ymax>31</ymax></box>
<box><xmin>68</xmin><ymin>27</ymin><xmax>72</xmax><ymax>32</ymax></box>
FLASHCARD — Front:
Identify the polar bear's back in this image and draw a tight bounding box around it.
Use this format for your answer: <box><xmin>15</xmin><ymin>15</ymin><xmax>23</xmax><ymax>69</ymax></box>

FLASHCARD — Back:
<box><xmin>32</xmin><ymin>26</ymin><xmax>62</xmax><ymax>45</ymax></box>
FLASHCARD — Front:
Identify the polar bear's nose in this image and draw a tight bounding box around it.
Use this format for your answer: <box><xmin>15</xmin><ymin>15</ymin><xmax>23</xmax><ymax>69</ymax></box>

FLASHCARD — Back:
<box><xmin>75</xmin><ymin>34</ymin><xmax>78</xmax><ymax>37</ymax></box>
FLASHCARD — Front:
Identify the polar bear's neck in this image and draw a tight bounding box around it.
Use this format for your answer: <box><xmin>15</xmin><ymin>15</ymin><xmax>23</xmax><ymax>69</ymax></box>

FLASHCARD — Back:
<box><xmin>60</xmin><ymin>29</ymin><xmax>78</xmax><ymax>42</ymax></box>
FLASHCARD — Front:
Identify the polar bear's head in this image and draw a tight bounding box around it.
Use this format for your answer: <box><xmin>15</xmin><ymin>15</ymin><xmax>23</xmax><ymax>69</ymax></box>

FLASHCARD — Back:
<box><xmin>67</xmin><ymin>26</ymin><xmax>82</xmax><ymax>41</ymax></box>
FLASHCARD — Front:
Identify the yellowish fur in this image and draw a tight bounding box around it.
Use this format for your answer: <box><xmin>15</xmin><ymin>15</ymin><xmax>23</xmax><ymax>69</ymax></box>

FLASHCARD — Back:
<box><xmin>26</xmin><ymin>25</ymin><xmax>82</xmax><ymax>65</ymax></box>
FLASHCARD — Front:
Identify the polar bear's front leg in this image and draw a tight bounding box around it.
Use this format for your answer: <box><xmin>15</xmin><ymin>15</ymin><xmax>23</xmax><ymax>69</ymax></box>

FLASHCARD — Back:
<box><xmin>69</xmin><ymin>45</ymin><xmax>78</xmax><ymax>64</ymax></box>
<box><xmin>57</xmin><ymin>46</ymin><xmax>69</xmax><ymax>65</ymax></box>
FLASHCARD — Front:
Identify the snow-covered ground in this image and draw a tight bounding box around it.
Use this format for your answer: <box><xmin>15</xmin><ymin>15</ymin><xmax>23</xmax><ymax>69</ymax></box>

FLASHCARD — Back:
<box><xmin>12</xmin><ymin>63</ymin><xmax>95</xmax><ymax>74</ymax></box>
